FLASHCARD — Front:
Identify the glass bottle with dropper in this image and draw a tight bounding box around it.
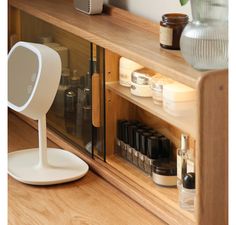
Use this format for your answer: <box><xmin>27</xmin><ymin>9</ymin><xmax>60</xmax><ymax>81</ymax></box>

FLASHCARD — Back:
<box><xmin>177</xmin><ymin>134</ymin><xmax>188</xmax><ymax>189</ymax></box>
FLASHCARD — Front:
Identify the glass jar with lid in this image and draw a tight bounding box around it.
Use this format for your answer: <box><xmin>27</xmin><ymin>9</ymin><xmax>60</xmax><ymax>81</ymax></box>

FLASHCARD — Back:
<box><xmin>160</xmin><ymin>13</ymin><xmax>189</xmax><ymax>50</ymax></box>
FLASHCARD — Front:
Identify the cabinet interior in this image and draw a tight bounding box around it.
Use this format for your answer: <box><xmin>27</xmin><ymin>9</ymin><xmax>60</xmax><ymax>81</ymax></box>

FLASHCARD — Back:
<box><xmin>19</xmin><ymin>12</ymin><xmax>99</xmax><ymax>156</ymax></box>
<box><xmin>104</xmin><ymin>50</ymin><xmax>196</xmax><ymax>221</ymax></box>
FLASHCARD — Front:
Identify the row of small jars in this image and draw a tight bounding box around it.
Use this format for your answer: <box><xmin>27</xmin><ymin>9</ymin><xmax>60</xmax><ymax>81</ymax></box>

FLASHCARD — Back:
<box><xmin>116</xmin><ymin>120</ymin><xmax>196</xmax><ymax>211</ymax></box>
<box><xmin>119</xmin><ymin>57</ymin><xmax>196</xmax><ymax>117</ymax></box>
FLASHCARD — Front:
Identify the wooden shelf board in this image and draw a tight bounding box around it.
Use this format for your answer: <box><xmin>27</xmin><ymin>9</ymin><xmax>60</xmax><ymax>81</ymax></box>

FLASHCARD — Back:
<box><xmin>106</xmin><ymin>155</ymin><xmax>195</xmax><ymax>225</ymax></box>
<box><xmin>106</xmin><ymin>82</ymin><xmax>197</xmax><ymax>138</ymax></box>
<box><xmin>9</xmin><ymin>0</ymin><xmax>208</xmax><ymax>88</ymax></box>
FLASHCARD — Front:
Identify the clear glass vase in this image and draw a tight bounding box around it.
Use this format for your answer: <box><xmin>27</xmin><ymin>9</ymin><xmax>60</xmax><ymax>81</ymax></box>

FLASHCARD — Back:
<box><xmin>180</xmin><ymin>0</ymin><xmax>228</xmax><ymax>70</ymax></box>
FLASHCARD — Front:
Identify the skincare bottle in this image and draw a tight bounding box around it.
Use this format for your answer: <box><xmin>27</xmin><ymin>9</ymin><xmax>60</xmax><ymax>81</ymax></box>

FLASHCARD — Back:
<box><xmin>139</xmin><ymin>132</ymin><xmax>151</xmax><ymax>171</ymax></box>
<box><xmin>121</xmin><ymin>122</ymin><xmax>131</xmax><ymax>159</ymax></box>
<box><xmin>76</xmin><ymin>88</ymin><xmax>85</xmax><ymax>138</ymax></box>
<box><xmin>133</xmin><ymin>128</ymin><xmax>144</xmax><ymax>166</ymax></box>
<box><xmin>64</xmin><ymin>90</ymin><xmax>77</xmax><ymax>135</ymax></box>
<box><xmin>179</xmin><ymin>172</ymin><xmax>195</xmax><ymax>211</ymax></box>
<box><xmin>145</xmin><ymin>136</ymin><xmax>160</xmax><ymax>175</ymax></box>
<box><xmin>82</xmin><ymin>88</ymin><xmax>92</xmax><ymax>145</ymax></box>
<box><xmin>65</xmin><ymin>70</ymin><xmax>80</xmax><ymax>98</ymax></box>
<box><xmin>160</xmin><ymin>136</ymin><xmax>172</xmax><ymax>159</ymax></box>
<box><xmin>53</xmin><ymin>68</ymin><xmax>70</xmax><ymax>117</ymax></box>
<box><xmin>116</xmin><ymin>120</ymin><xmax>127</xmax><ymax>156</ymax></box>
<box><xmin>127</xmin><ymin>124</ymin><xmax>138</xmax><ymax>162</ymax></box>
<box><xmin>177</xmin><ymin>134</ymin><xmax>188</xmax><ymax>188</ymax></box>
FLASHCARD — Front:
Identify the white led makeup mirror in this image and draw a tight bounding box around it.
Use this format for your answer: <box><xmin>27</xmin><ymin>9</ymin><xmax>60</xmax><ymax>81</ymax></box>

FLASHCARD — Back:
<box><xmin>8</xmin><ymin>41</ymin><xmax>89</xmax><ymax>185</ymax></box>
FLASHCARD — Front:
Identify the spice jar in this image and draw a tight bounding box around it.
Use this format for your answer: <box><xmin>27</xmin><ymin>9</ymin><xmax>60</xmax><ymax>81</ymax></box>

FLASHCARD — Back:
<box><xmin>160</xmin><ymin>13</ymin><xmax>189</xmax><ymax>50</ymax></box>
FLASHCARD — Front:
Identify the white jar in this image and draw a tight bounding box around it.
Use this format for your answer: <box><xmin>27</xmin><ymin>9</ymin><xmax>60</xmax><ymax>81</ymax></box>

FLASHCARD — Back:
<box><xmin>163</xmin><ymin>82</ymin><xmax>196</xmax><ymax>117</ymax></box>
<box><xmin>151</xmin><ymin>74</ymin><xmax>174</xmax><ymax>105</ymax></box>
<box><xmin>130</xmin><ymin>69</ymin><xmax>155</xmax><ymax>97</ymax></box>
<box><xmin>119</xmin><ymin>57</ymin><xmax>143</xmax><ymax>87</ymax></box>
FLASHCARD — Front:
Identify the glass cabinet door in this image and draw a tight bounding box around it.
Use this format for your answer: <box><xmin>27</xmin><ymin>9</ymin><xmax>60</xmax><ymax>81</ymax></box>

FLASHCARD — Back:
<box><xmin>17</xmin><ymin>12</ymin><xmax>106</xmax><ymax>159</ymax></box>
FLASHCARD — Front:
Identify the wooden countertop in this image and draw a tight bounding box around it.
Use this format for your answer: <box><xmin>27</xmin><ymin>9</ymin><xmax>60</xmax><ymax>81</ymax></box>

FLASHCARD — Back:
<box><xmin>9</xmin><ymin>0</ymin><xmax>207</xmax><ymax>88</ymax></box>
<box><xmin>8</xmin><ymin>112</ymin><xmax>167</xmax><ymax>225</ymax></box>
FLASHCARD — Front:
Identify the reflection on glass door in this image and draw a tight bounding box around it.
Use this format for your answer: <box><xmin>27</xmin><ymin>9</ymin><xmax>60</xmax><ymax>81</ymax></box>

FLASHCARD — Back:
<box><xmin>47</xmin><ymin>37</ymin><xmax>93</xmax><ymax>155</ymax></box>
<box><xmin>19</xmin><ymin>12</ymin><xmax>106</xmax><ymax>158</ymax></box>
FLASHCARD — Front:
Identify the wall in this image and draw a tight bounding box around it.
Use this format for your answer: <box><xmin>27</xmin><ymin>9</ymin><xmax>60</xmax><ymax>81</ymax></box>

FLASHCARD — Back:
<box><xmin>104</xmin><ymin>0</ymin><xmax>191</xmax><ymax>22</ymax></box>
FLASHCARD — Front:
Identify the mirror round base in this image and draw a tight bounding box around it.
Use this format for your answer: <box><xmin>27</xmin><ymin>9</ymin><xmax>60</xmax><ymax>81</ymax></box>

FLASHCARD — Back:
<box><xmin>8</xmin><ymin>148</ymin><xmax>89</xmax><ymax>185</ymax></box>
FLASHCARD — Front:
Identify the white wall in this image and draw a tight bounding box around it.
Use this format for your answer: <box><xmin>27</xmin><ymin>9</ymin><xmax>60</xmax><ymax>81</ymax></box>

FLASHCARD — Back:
<box><xmin>104</xmin><ymin>0</ymin><xmax>191</xmax><ymax>22</ymax></box>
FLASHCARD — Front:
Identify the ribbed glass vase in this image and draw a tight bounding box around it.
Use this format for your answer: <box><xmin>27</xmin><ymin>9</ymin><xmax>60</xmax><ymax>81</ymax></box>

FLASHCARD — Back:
<box><xmin>180</xmin><ymin>0</ymin><xmax>228</xmax><ymax>70</ymax></box>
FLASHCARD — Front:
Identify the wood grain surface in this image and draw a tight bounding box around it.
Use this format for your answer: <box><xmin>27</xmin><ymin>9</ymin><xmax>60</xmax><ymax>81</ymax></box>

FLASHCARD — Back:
<box><xmin>196</xmin><ymin>70</ymin><xmax>228</xmax><ymax>225</ymax></box>
<box><xmin>8</xmin><ymin>112</ymin><xmax>167</xmax><ymax>225</ymax></box>
<box><xmin>9</xmin><ymin>0</ymin><xmax>208</xmax><ymax>88</ymax></box>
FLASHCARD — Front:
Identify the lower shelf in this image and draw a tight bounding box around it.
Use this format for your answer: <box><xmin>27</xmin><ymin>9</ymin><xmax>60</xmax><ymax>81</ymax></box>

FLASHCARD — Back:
<box><xmin>106</xmin><ymin>154</ymin><xmax>195</xmax><ymax>225</ymax></box>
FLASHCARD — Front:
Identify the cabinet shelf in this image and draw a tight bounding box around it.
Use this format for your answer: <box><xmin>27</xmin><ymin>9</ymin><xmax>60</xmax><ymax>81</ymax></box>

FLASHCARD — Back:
<box><xmin>106</xmin><ymin>155</ymin><xmax>195</xmax><ymax>225</ymax></box>
<box><xmin>106</xmin><ymin>82</ymin><xmax>196</xmax><ymax>138</ymax></box>
<box><xmin>10</xmin><ymin>0</ymin><xmax>207</xmax><ymax>88</ymax></box>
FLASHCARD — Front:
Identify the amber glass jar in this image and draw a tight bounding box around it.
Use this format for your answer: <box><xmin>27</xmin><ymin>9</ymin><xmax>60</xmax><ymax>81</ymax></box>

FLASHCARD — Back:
<box><xmin>160</xmin><ymin>13</ymin><xmax>189</xmax><ymax>50</ymax></box>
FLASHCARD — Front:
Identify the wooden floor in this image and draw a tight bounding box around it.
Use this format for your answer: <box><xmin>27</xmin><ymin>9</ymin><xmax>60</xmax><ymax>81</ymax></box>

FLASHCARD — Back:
<box><xmin>8</xmin><ymin>112</ymin><xmax>166</xmax><ymax>225</ymax></box>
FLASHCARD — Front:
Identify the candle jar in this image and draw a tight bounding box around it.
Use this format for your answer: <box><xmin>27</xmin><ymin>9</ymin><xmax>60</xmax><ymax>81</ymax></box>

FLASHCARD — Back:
<box><xmin>160</xmin><ymin>13</ymin><xmax>189</xmax><ymax>50</ymax></box>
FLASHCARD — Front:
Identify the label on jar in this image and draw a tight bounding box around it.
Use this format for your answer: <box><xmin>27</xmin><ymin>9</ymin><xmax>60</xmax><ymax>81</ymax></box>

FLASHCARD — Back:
<box><xmin>187</xmin><ymin>159</ymin><xmax>195</xmax><ymax>173</ymax></box>
<box><xmin>160</xmin><ymin>26</ymin><xmax>173</xmax><ymax>46</ymax></box>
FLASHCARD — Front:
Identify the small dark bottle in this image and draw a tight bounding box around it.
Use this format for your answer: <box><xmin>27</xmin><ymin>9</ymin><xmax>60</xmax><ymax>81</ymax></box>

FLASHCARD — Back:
<box><xmin>159</xmin><ymin>136</ymin><xmax>172</xmax><ymax>159</ymax></box>
<box><xmin>53</xmin><ymin>68</ymin><xmax>70</xmax><ymax>117</ymax></box>
<box><xmin>138</xmin><ymin>132</ymin><xmax>151</xmax><ymax>171</ymax></box>
<box><xmin>64</xmin><ymin>90</ymin><xmax>77</xmax><ymax>135</ymax></box>
<box><xmin>82</xmin><ymin>88</ymin><xmax>92</xmax><ymax>145</ymax></box>
<box><xmin>76</xmin><ymin>88</ymin><xmax>85</xmax><ymax>138</ymax></box>
<box><xmin>144</xmin><ymin>136</ymin><xmax>161</xmax><ymax>175</ymax></box>
<box><xmin>116</xmin><ymin>120</ymin><xmax>127</xmax><ymax>156</ymax></box>
<box><xmin>160</xmin><ymin>13</ymin><xmax>189</xmax><ymax>50</ymax></box>
<box><xmin>121</xmin><ymin>121</ymin><xmax>131</xmax><ymax>159</ymax></box>
<box><xmin>126</xmin><ymin>124</ymin><xmax>137</xmax><ymax>162</ymax></box>
<box><xmin>133</xmin><ymin>128</ymin><xmax>144</xmax><ymax>166</ymax></box>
